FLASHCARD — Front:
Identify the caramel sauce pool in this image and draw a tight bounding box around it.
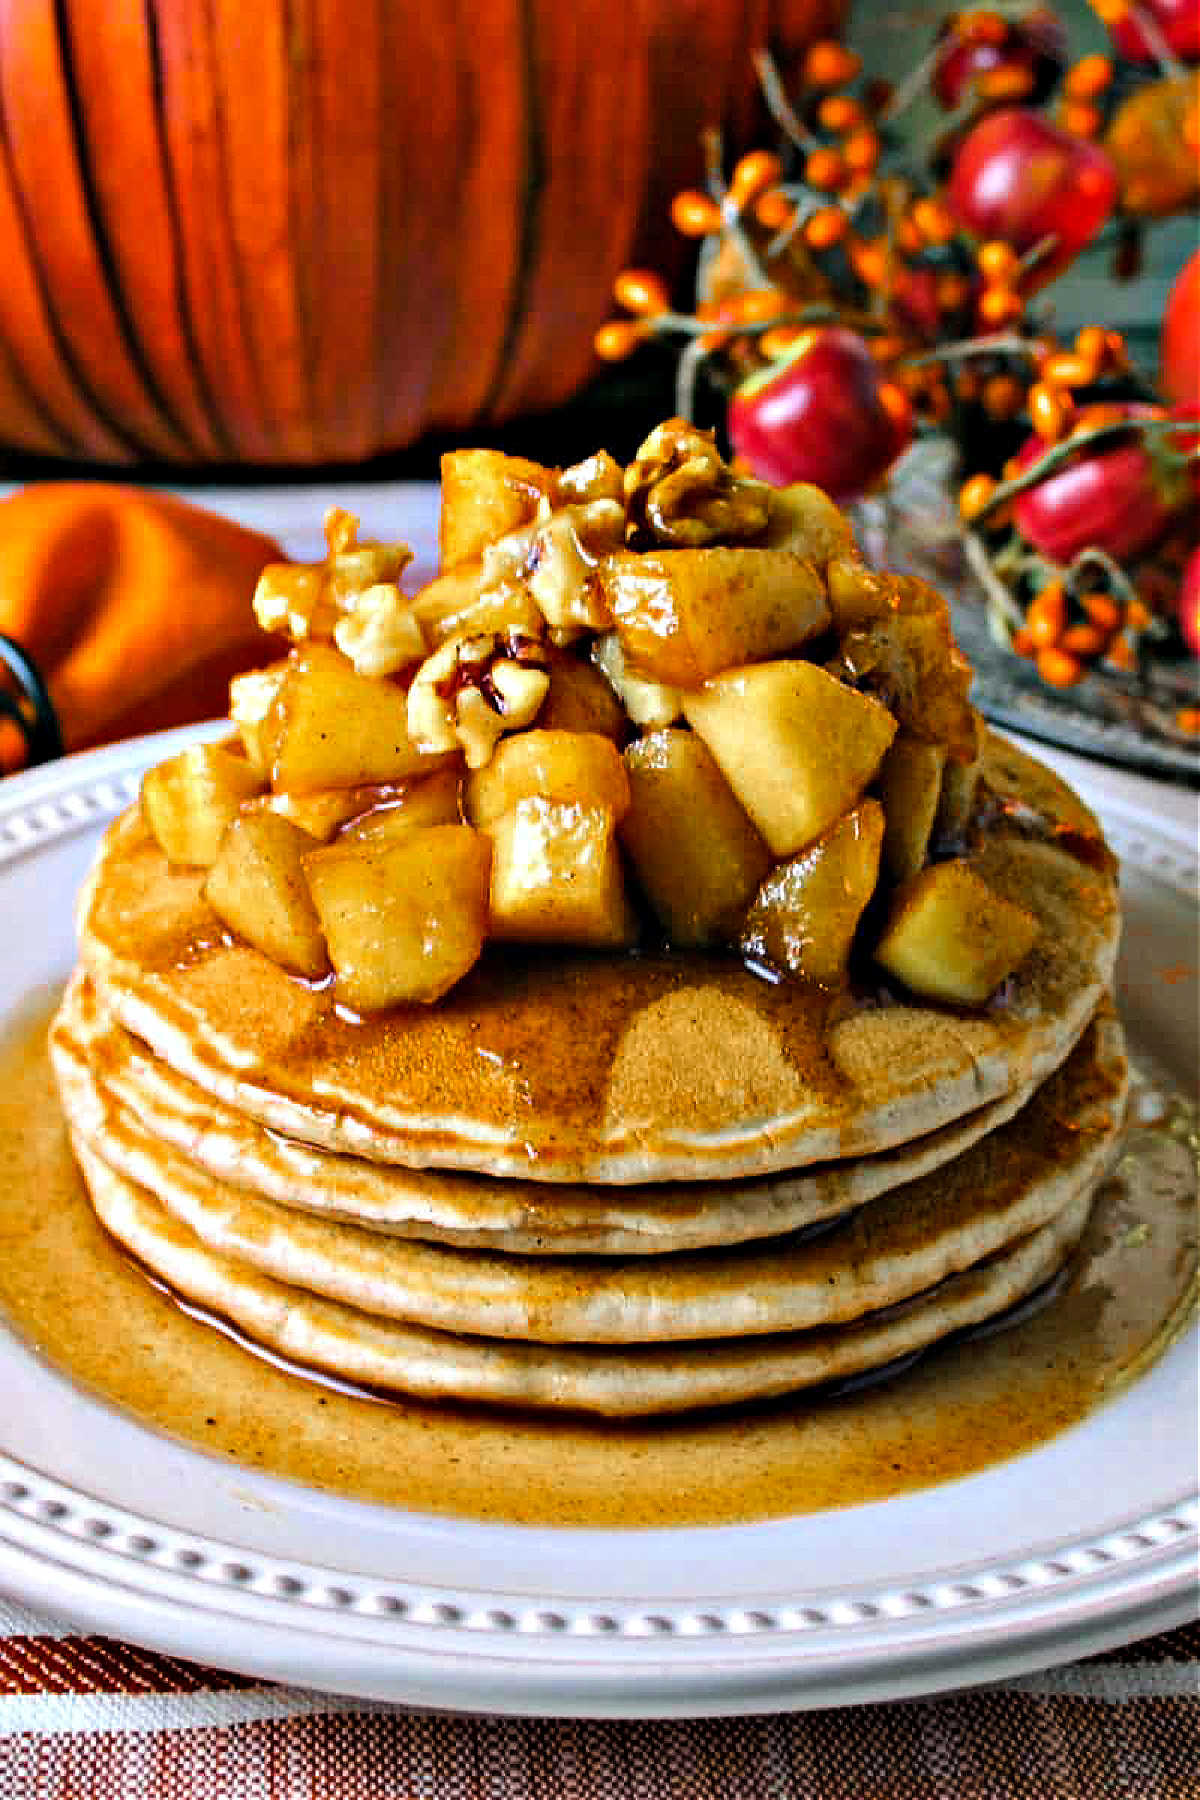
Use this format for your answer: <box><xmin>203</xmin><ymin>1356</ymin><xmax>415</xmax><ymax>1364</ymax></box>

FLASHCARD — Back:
<box><xmin>1</xmin><ymin>995</ymin><xmax>1195</xmax><ymax>1528</ymax></box>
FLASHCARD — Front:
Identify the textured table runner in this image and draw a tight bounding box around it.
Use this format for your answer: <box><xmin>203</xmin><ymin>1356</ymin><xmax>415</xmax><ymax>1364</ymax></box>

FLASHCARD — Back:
<box><xmin>0</xmin><ymin>1599</ymin><xmax>1196</xmax><ymax>1798</ymax></box>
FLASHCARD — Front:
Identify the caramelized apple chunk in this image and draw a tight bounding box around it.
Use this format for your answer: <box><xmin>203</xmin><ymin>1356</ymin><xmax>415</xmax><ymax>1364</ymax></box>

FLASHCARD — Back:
<box><xmin>336</xmin><ymin>769</ymin><xmax>463</xmax><ymax>846</ymax></box>
<box><xmin>874</xmin><ymin>861</ymin><xmax>1039</xmax><ymax>1005</ymax></box>
<box><xmin>267</xmin><ymin>645</ymin><xmax>455</xmax><ymax>792</ymax></box>
<box><xmin>836</xmin><ymin>582</ymin><xmax>976</xmax><ymax>762</ymax></box>
<box><xmin>304</xmin><ymin>826</ymin><xmax>491</xmax><ymax>1009</ymax></box>
<box><xmin>439</xmin><ymin>450</ymin><xmax>556</xmax><ymax>569</ymax></box>
<box><xmin>621</xmin><ymin>730</ymin><xmax>770</xmax><ymax>946</ymax></box>
<box><xmin>741</xmin><ymin>800</ymin><xmax>884</xmax><ymax>987</ymax></box>
<box><xmin>535</xmin><ymin>648</ymin><xmax>627</xmax><ymax>741</ymax></box>
<box><xmin>465</xmin><ymin>730</ymin><xmax>630</xmax><ymax>829</ymax></box>
<box><xmin>486</xmin><ymin>798</ymin><xmax>637</xmax><ymax>949</ymax></box>
<box><xmin>141</xmin><ymin>743</ymin><xmax>266</xmax><ymax>867</ymax></box>
<box><xmin>602</xmin><ymin>548</ymin><xmax>830</xmax><ymax>687</ymax></box>
<box><xmin>762</xmin><ymin>484</ymin><xmax>858</xmax><ymax>567</ymax></box>
<box><xmin>682</xmin><ymin>661</ymin><xmax>896</xmax><ymax>857</ymax></box>
<box><xmin>878</xmin><ymin>737</ymin><xmax>948</xmax><ymax>883</ymax></box>
<box><xmin>203</xmin><ymin>812</ymin><xmax>328</xmax><ymax>977</ymax></box>
<box><xmin>230</xmin><ymin>662</ymin><xmax>289</xmax><ymax>774</ymax></box>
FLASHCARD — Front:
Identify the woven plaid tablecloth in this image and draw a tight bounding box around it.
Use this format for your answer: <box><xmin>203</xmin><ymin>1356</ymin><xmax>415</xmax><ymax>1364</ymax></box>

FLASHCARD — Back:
<box><xmin>0</xmin><ymin>1598</ymin><xmax>1196</xmax><ymax>1798</ymax></box>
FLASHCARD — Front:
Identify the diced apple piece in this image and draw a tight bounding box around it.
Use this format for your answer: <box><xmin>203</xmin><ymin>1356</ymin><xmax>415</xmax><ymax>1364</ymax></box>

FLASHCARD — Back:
<box><xmin>464</xmin><ymin>730</ymin><xmax>630</xmax><ymax>829</ymax></box>
<box><xmin>741</xmin><ymin>800</ymin><xmax>884</xmax><ymax>987</ymax></box>
<box><xmin>203</xmin><ymin>812</ymin><xmax>328</xmax><ymax>977</ymax></box>
<box><xmin>683</xmin><ymin>661</ymin><xmax>897</xmax><ymax>857</ymax></box>
<box><xmin>252</xmin><ymin>782</ymin><xmax>410</xmax><ymax>842</ymax></box>
<box><xmin>140</xmin><ymin>743</ymin><xmax>266</xmax><ymax>866</ymax></box>
<box><xmin>825</xmin><ymin>558</ymin><xmax>893</xmax><ymax>631</ymax></box>
<box><xmin>337</xmin><ymin>769</ymin><xmax>463</xmax><ymax>845</ymax></box>
<box><xmin>439</xmin><ymin>450</ymin><xmax>555</xmax><ymax>569</ymax></box>
<box><xmin>934</xmin><ymin>711</ymin><xmax>984</xmax><ymax>844</ymax></box>
<box><xmin>304</xmin><ymin>826</ymin><xmax>491</xmax><ymax>1009</ymax></box>
<box><xmin>874</xmin><ymin>860</ymin><xmax>1039</xmax><ymax>1005</ymax></box>
<box><xmin>535</xmin><ymin>648</ymin><xmax>627</xmax><ymax>741</ymax></box>
<box><xmin>761</xmin><ymin>484</ymin><xmax>857</xmax><ymax>567</ymax></box>
<box><xmin>838</xmin><ymin>590</ymin><xmax>977</xmax><ymax>762</ymax></box>
<box><xmin>621</xmin><ymin>730</ymin><xmax>770</xmax><ymax>946</ymax></box>
<box><xmin>486</xmin><ymin>798</ymin><xmax>637</xmax><ymax>948</ymax></box>
<box><xmin>879</xmin><ymin>737</ymin><xmax>948</xmax><ymax>882</ymax></box>
<box><xmin>230</xmin><ymin>661</ymin><xmax>290</xmax><ymax>774</ymax></box>
<box><xmin>266</xmin><ymin>644</ymin><xmax>455</xmax><ymax>792</ymax></box>
<box><xmin>592</xmin><ymin>631</ymin><xmax>682</xmax><ymax>729</ymax></box>
<box><xmin>600</xmin><ymin>548</ymin><xmax>830</xmax><ymax>687</ymax></box>
<box><xmin>411</xmin><ymin>561</ymin><xmax>545</xmax><ymax>647</ymax></box>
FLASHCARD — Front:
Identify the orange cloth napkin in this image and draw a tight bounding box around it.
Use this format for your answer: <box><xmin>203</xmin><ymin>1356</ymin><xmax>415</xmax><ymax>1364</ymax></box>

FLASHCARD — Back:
<box><xmin>0</xmin><ymin>484</ymin><xmax>282</xmax><ymax>772</ymax></box>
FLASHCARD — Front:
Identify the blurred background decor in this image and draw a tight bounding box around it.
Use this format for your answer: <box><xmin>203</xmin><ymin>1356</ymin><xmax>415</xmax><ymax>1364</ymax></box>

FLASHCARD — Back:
<box><xmin>0</xmin><ymin>0</ymin><xmax>841</xmax><ymax>466</ymax></box>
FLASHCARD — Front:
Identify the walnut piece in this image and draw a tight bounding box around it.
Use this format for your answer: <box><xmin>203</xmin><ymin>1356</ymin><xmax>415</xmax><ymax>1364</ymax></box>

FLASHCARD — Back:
<box><xmin>624</xmin><ymin>419</ymin><xmax>771</xmax><ymax>549</ymax></box>
<box><xmin>407</xmin><ymin>632</ymin><xmax>550</xmax><ymax>769</ymax></box>
<box><xmin>333</xmin><ymin>583</ymin><xmax>426</xmax><ymax>678</ymax></box>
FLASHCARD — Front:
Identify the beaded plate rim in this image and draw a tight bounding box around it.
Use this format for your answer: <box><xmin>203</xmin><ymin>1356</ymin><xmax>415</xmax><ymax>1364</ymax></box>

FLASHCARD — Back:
<box><xmin>0</xmin><ymin>727</ymin><xmax>1195</xmax><ymax>1713</ymax></box>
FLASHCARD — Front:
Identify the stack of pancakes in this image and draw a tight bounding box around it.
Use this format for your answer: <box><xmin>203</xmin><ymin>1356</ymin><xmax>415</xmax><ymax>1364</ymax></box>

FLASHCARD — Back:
<box><xmin>51</xmin><ymin>732</ymin><xmax>1125</xmax><ymax>1417</ymax></box>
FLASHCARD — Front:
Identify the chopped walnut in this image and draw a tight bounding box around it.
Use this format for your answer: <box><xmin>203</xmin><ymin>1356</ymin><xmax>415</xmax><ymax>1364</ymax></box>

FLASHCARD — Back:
<box><xmin>624</xmin><ymin>418</ymin><xmax>771</xmax><ymax>549</ymax></box>
<box><xmin>333</xmin><ymin>583</ymin><xmax>426</xmax><ymax>678</ymax></box>
<box><xmin>254</xmin><ymin>510</ymin><xmax>415</xmax><ymax>649</ymax></box>
<box><xmin>407</xmin><ymin>631</ymin><xmax>550</xmax><ymax>769</ymax></box>
<box><xmin>252</xmin><ymin>563</ymin><xmax>335</xmax><ymax>641</ymax></box>
<box><xmin>526</xmin><ymin>499</ymin><xmax>623</xmax><ymax>637</ymax></box>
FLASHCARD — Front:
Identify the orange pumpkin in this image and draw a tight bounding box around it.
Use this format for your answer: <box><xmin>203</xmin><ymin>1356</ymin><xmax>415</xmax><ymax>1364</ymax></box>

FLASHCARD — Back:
<box><xmin>0</xmin><ymin>0</ymin><xmax>842</xmax><ymax>465</ymax></box>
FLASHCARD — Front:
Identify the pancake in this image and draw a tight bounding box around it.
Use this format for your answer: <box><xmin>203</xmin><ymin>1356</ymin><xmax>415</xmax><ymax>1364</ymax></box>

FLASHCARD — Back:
<box><xmin>55</xmin><ymin>971</ymin><xmax>1048</xmax><ymax>1255</ymax></box>
<box><xmin>73</xmin><ymin>1133</ymin><xmax>1096</xmax><ymax>1416</ymax></box>
<box><xmin>55</xmin><ymin>1007</ymin><xmax>1125</xmax><ymax>1344</ymax></box>
<box><xmin>75</xmin><ymin>735</ymin><xmax>1120</xmax><ymax>1184</ymax></box>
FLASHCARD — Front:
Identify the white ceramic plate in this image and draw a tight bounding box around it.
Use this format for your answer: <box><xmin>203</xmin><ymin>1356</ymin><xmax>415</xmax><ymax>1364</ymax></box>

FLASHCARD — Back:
<box><xmin>0</xmin><ymin>729</ymin><xmax>1195</xmax><ymax>1718</ymax></box>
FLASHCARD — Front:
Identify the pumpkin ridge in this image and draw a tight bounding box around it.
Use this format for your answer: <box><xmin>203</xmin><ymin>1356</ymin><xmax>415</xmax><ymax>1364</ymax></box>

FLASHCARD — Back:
<box><xmin>0</xmin><ymin>332</ymin><xmax>74</xmax><ymax>457</ymax></box>
<box><xmin>48</xmin><ymin>0</ymin><xmax>200</xmax><ymax>460</ymax></box>
<box><xmin>480</xmin><ymin>0</ymin><xmax>545</xmax><ymax>424</ymax></box>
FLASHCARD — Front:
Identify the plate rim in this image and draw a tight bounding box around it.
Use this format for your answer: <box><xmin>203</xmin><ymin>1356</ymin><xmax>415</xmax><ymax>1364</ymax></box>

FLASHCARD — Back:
<box><xmin>0</xmin><ymin>725</ymin><xmax>1196</xmax><ymax>1716</ymax></box>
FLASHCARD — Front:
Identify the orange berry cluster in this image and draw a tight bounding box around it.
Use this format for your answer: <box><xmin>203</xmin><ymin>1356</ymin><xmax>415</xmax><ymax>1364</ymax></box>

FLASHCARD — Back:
<box><xmin>1010</xmin><ymin>583</ymin><xmax>1146</xmax><ymax>688</ymax></box>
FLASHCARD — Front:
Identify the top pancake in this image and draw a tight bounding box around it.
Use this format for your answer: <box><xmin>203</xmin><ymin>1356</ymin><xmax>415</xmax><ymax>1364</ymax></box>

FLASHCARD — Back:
<box><xmin>77</xmin><ymin>735</ymin><xmax>1120</xmax><ymax>1183</ymax></box>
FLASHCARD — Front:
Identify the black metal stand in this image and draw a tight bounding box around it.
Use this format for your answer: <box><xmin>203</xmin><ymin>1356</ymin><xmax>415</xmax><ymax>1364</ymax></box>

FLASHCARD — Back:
<box><xmin>0</xmin><ymin>635</ymin><xmax>63</xmax><ymax>768</ymax></box>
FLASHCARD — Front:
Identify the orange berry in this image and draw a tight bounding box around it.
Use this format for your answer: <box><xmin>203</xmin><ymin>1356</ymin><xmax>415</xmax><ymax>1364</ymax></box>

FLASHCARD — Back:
<box><xmin>935</xmin><ymin>271</ymin><xmax>973</xmax><ymax>312</ymax></box>
<box><xmin>759</xmin><ymin>325</ymin><xmax>807</xmax><ymax>360</ymax></box>
<box><xmin>896</xmin><ymin>216</ymin><xmax>924</xmax><ymax>256</ymax></box>
<box><xmin>1125</xmin><ymin>598</ymin><xmax>1153</xmax><ymax>633</ymax></box>
<box><xmin>978</xmin><ymin>240</ymin><xmax>1020</xmax><ymax>286</ymax></box>
<box><xmin>958</xmin><ymin>472</ymin><xmax>997</xmax><ymax>521</ymax></box>
<box><xmin>1003</xmin><ymin>455</ymin><xmax>1023</xmax><ymax>479</ymax></box>
<box><xmin>1080</xmin><ymin>592</ymin><xmax>1122</xmax><ymax>633</ymax></box>
<box><xmin>1061</xmin><ymin>101</ymin><xmax>1103</xmax><ymax>139</ymax></box>
<box><xmin>878</xmin><ymin>380</ymin><xmax>913</xmax><ymax>435</ymax></box>
<box><xmin>729</xmin><ymin>150</ymin><xmax>784</xmax><ymax>210</ymax></box>
<box><xmin>1185</xmin><ymin>105</ymin><xmax>1199</xmax><ymax>155</ymax></box>
<box><xmin>1011</xmin><ymin>625</ymin><xmax>1037</xmax><ymax>658</ymax></box>
<box><xmin>849</xmin><ymin>237</ymin><xmax>889</xmax><ymax>287</ymax></box>
<box><xmin>924</xmin><ymin>380</ymin><xmax>953</xmax><ymax>425</ymax></box>
<box><xmin>1174</xmin><ymin>706</ymin><xmax>1200</xmax><ymax>736</ymax></box>
<box><xmin>868</xmin><ymin>334</ymin><xmax>907</xmax><ymax>364</ymax></box>
<box><xmin>754</xmin><ymin>188</ymin><xmax>796</xmax><ymax>231</ymax></box>
<box><xmin>842</xmin><ymin>127</ymin><xmax>881</xmax><ymax>175</ymax></box>
<box><xmin>960</xmin><ymin>10</ymin><xmax>1009</xmax><ymax>46</ymax></box>
<box><xmin>977</xmin><ymin>65</ymin><xmax>1035</xmax><ymax>101</ymax></box>
<box><xmin>1065</xmin><ymin>54</ymin><xmax>1113</xmax><ymax>101</ymax></box>
<box><xmin>817</xmin><ymin>94</ymin><xmax>864</xmax><ymax>132</ymax></box>
<box><xmin>911</xmin><ymin>197</ymin><xmax>957</xmax><ymax>245</ymax></box>
<box><xmin>1073</xmin><ymin>325</ymin><xmax>1109</xmax><ymax>369</ymax></box>
<box><xmin>593</xmin><ymin>320</ymin><xmax>649</xmax><ymax>361</ymax></box>
<box><xmin>1037</xmin><ymin>647</ymin><xmax>1084</xmax><ymax>687</ymax></box>
<box><xmin>803</xmin><ymin>205</ymin><xmax>849</xmax><ymax>249</ymax></box>
<box><xmin>1090</xmin><ymin>0</ymin><xmax>1127</xmax><ymax>23</ymax></box>
<box><xmin>1060</xmin><ymin>622</ymin><xmax>1107</xmax><ymax>658</ymax></box>
<box><xmin>1042</xmin><ymin>352</ymin><xmax>1095</xmax><ymax>389</ymax></box>
<box><xmin>1029</xmin><ymin>381</ymin><xmax>1074</xmax><ymax>442</ymax></box>
<box><xmin>803</xmin><ymin>40</ymin><xmax>861</xmax><ymax>87</ymax></box>
<box><xmin>977</xmin><ymin>286</ymin><xmax>1024</xmax><ymax>328</ymax></box>
<box><xmin>955</xmin><ymin>368</ymin><xmax>983</xmax><ymax>404</ymax></box>
<box><xmin>670</xmin><ymin>189</ymin><xmax>723</xmax><ymax>237</ymax></box>
<box><xmin>612</xmin><ymin>269</ymin><xmax>670</xmax><ymax>317</ymax></box>
<box><xmin>1027</xmin><ymin>583</ymin><xmax>1067</xmax><ymax>649</ymax></box>
<box><xmin>698</xmin><ymin>327</ymin><xmax>732</xmax><ymax>352</ymax></box>
<box><xmin>982</xmin><ymin>373</ymin><xmax>1024</xmax><ymax>419</ymax></box>
<box><xmin>805</xmin><ymin>146</ymin><xmax>847</xmax><ymax>192</ymax></box>
<box><xmin>729</xmin><ymin>288</ymin><xmax>787</xmax><ymax>325</ymax></box>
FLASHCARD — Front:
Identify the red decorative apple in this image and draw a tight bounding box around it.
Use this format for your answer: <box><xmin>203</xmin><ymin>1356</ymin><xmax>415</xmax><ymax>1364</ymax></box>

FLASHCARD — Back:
<box><xmin>1013</xmin><ymin>405</ymin><xmax>1191</xmax><ymax>564</ymax></box>
<box><xmin>947</xmin><ymin>109</ymin><xmax>1118</xmax><ymax>281</ymax></box>
<box><xmin>728</xmin><ymin>328</ymin><xmax>913</xmax><ymax>502</ymax></box>
<box><xmin>1161</xmin><ymin>251</ymin><xmax>1200</xmax><ymax>412</ymax></box>
<box><xmin>1109</xmin><ymin>0</ymin><xmax>1200</xmax><ymax>64</ymax></box>
<box><xmin>933</xmin><ymin>8</ymin><xmax>1067</xmax><ymax>109</ymax></box>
